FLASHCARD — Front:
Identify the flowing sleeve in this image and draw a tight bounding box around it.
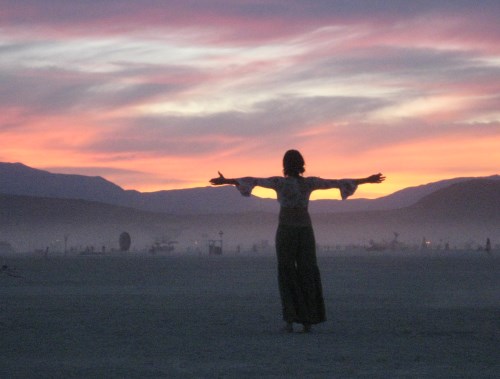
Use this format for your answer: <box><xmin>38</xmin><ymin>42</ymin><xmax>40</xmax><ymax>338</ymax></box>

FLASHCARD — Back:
<box><xmin>307</xmin><ymin>177</ymin><xmax>358</xmax><ymax>200</ymax></box>
<box><xmin>234</xmin><ymin>177</ymin><xmax>281</xmax><ymax>197</ymax></box>
<box><xmin>337</xmin><ymin>179</ymin><xmax>358</xmax><ymax>200</ymax></box>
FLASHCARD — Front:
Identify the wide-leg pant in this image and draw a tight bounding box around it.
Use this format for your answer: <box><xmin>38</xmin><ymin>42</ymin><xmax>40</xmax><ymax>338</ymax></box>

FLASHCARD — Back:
<box><xmin>275</xmin><ymin>225</ymin><xmax>326</xmax><ymax>325</ymax></box>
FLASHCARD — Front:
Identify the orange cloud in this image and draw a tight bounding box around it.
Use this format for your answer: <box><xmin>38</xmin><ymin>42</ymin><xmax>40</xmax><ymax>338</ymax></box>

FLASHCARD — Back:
<box><xmin>1</xmin><ymin>1</ymin><xmax>499</xmax><ymax>200</ymax></box>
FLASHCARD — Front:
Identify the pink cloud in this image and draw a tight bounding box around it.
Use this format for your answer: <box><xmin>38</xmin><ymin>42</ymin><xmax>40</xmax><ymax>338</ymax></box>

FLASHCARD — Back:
<box><xmin>2</xmin><ymin>1</ymin><xmax>496</xmax><ymax>49</ymax></box>
<box><xmin>1</xmin><ymin>1</ymin><xmax>500</xmax><ymax>195</ymax></box>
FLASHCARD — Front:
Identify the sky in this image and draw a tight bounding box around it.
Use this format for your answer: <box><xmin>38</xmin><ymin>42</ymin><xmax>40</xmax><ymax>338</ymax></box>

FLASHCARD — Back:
<box><xmin>1</xmin><ymin>0</ymin><xmax>499</xmax><ymax>200</ymax></box>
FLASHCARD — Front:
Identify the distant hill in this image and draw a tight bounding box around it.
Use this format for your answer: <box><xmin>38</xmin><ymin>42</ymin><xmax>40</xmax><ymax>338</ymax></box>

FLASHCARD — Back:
<box><xmin>0</xmin><ymin>193</ymin><xmax>169</xmax><ymax>225</ymax></box>
<box><xmin>313</xmin><ymin>175</ymin><xmax>500</xmax><ymax>213</ymax></box>
<box><xmin>310</xmin><ymin>179</ymin><xmax>500</xmax><ymax>248</ymax></box>
<box><xmin>409</xmin><ymin>179</ymin><xmax>500</xmax><ymax>220</ymax></box>
<box><xmin>0</xmin><ymin>162</ymin><xmax>129</xmax><ymax>204</ymax></box>
<box><xmin>0</xmin><ymin>162</ymin><xmax>272</xmax><ymax>214</ymax></box>
<box><xmin>1</xmin><ymin>179</ymin><xmax>498</xmax><ymax>252</ymax></box>
<box><xmin>314</xmin><ymin>179</ymin><xmax>500</xmax><ymax>223</ymax></box>
<box><xmin>0</xmin><ymin>162</ymin><xmax>498</xmax><ymax>215</ymax></box>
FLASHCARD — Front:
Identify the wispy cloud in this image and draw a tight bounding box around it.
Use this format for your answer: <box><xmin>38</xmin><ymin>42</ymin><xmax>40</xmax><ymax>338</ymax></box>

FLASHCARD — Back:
<box><xmin>1</xmin><ymin>0</ymin><xmax>499</xmax><ymax>197</ymax></box>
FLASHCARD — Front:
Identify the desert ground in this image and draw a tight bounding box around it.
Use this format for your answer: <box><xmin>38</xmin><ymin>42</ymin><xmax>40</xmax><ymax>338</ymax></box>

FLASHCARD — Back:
<box><xmin>1</xmin><ymin>251</ymin><xmax>498</xmax><ymax>378</ymax></box>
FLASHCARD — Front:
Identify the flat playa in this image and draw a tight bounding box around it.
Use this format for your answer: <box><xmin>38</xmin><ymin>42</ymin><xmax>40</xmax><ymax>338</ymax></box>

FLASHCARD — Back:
<box><xmin>1</xmin><ymin>252</ymin><xmax>498</xmax><ymax>378</ymax></box>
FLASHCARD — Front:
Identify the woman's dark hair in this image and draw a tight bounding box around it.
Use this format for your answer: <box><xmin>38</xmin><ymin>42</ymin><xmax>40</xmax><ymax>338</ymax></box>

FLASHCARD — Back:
<box><xmin>283</xmin><ymin>149</ymin><xmax>305</xmax><ymax>177</ymax></box>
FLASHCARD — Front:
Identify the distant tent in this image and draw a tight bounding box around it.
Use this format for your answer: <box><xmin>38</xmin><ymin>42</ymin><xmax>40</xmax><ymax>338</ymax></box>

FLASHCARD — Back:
<box><xmin>119</xmin><ymin>232</ymin><xmax>131</xmax><ymax>251</ymax></box>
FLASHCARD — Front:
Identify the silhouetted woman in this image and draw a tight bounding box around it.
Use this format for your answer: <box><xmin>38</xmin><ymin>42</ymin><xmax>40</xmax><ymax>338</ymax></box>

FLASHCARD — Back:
<box><xmin>210</xmin><ymin>149</ymin><xmax>385</xmax><ymax>332</ymax></box>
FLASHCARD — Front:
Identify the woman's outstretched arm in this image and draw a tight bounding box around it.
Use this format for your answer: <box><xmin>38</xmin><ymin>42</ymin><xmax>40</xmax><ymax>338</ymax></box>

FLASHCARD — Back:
<box><xmin>209</xmin><ymin>172</ymin><xmax>238</xmax><ymax>186</ymax></box>
<box><xmin>353</xmin><ymin>173</ymin><xmax>386</xmax><ymax>185</ymax></box>
<box><xmin>210</xmin><ymin>173</ymin><xmax>280</xmax><ymax>197</ymax></box>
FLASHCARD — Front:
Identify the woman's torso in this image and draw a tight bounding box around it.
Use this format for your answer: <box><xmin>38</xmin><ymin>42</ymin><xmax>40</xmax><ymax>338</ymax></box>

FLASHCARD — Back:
<box><xmin>276</xmin><ymin>177</ymin><xmax>313</xmax><ymax>226</ymax></box>
<box><xmin>236</xmin><ymin>175</ymin><xmax>357</xmax><ymax>226</ymax></box>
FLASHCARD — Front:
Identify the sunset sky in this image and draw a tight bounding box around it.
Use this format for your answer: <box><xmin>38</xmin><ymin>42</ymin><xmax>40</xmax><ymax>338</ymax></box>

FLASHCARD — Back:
<box><xmin>1</xmin><ymin>1</ymin><xmax>499</xmax><ymax>199</ymax></box>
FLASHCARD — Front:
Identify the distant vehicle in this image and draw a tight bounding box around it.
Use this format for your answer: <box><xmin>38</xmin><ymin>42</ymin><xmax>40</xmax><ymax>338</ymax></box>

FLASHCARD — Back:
<box><xmin>149</xmin><ymin>240</ymin><xmax>177</xmax><ymax>254</ymax></box>
<box><xmin>79</xmin><ymin>246</ymin><xmax>104</xmax><ymax>256</ymax></box>
<box><xmin>366</xmin><ymin>232</ymin><xmax>404</xmax><ymax>251</ymax></box>
<box><xmin>1</xmin><ymin>264</ymin><xmax>21</xmax><ymax>278</ymax></box>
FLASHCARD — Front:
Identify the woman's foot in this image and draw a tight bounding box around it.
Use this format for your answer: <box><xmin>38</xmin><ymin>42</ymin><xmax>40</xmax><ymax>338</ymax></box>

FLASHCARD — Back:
<box><xmin>302</xmin><ymin>323</ymin><xmax>312</xmax><ymax>333</ymax></box>
<box><xmin>283</xmin><ymin>322</ymin><xmax>293</xmax><ymax>333</ymax></box>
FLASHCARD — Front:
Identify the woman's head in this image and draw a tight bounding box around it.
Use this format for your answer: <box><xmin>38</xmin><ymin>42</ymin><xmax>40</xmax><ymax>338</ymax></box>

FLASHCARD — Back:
<box><xmin>283</xmin><ymin>149</ymin><xmax>305</xmax><ymax>177</ymax></box>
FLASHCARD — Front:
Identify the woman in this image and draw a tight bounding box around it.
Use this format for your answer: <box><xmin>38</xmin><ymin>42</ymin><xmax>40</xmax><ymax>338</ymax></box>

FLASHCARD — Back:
<box><xmin>210</xmin><ymin>149</ymin><xmax>385</xmax><ymax>333</ymax></box>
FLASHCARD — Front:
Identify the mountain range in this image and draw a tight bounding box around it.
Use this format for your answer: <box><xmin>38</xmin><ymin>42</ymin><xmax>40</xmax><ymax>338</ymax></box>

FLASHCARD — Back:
<box><xmin>1</xmin><ymin>162</ymin><xmax>499</xmax><ymax>214</ymax></box>
<box><xmin>0</xmin><ymin>162</ymin><xmax>498</xmax><ymax>252</ymax></box>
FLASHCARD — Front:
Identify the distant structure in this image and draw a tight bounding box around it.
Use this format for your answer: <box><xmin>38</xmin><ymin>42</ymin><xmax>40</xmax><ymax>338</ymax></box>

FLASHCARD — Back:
<box><xmin>208</xmin><ymin>231</ymin><xmax>223</xmax><ymax>255</ymax></box>
<box><xmin>485</xmin><ymin>238</ymin><xmax>492</xmax><ymax>255</ymax></box>
<box><xmin>64</xmin><ymin>234</ymin><xmax>69</xmax><ymax>256</ymax></box>
<box><xmin>119</xmin><ymin>232</ymin><xmax>131</xmax><ymax>252</ymax></box>
<box><xmin>390</xmin><ymin>232</ymin><xmax>401</xmax><ymax>250</ymax></box>
<box><xmin>1</xmin><ymin>264</ymin><xmax>21</xmax><ymax>278</ymax></box>
<box><xmin>421</xmin><ymin>237</ymin><xmax>429</xmax><ymax>250</ymax></box>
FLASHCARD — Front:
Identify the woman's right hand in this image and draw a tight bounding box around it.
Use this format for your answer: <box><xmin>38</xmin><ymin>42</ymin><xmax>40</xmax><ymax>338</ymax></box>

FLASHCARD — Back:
<box><xmin>210</xmin><ymin>171</ymin><xmax>226</xmax><ymax>185</ymax></box>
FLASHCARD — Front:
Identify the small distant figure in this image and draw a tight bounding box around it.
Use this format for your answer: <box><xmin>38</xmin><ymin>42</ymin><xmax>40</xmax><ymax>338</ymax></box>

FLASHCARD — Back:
<box><xmin>1</xmin><ymin>265</ymin><xmax>22</xmax><ymax>278</ymax></box>
<box><xmin>485</xmin><ymin>238</ymin><xmax>492</xmax><ymax>255</ymax></box>
<box><xmin>210</xmin><ymin>149</ymin><xmax>385</xmax><ymax>333</ymax></box>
